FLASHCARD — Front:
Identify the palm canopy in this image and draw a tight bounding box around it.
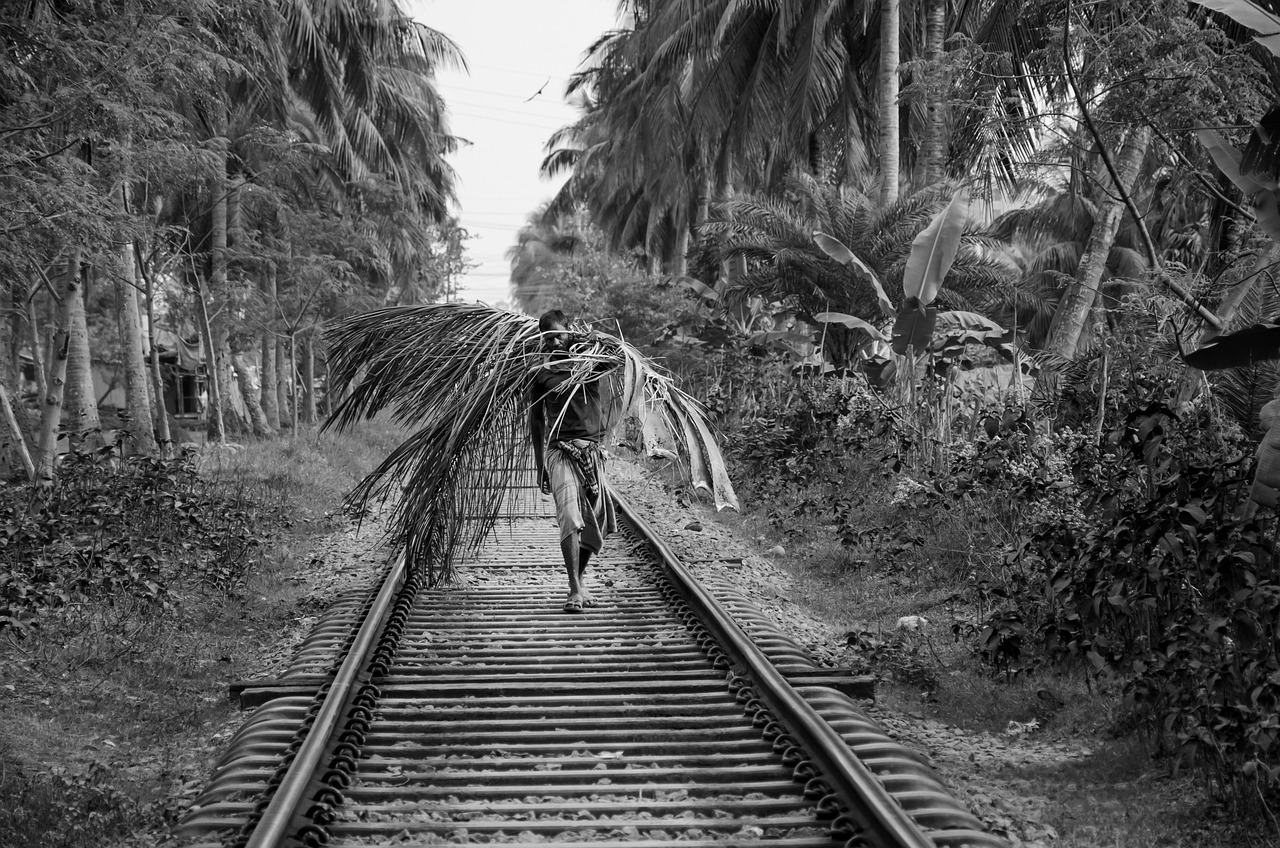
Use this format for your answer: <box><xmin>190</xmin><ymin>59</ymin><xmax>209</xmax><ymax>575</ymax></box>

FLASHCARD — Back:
<box><xmin>324</xmin><ymin>303</ymin><xmax>738</xmax><ymax>583</ymax></box>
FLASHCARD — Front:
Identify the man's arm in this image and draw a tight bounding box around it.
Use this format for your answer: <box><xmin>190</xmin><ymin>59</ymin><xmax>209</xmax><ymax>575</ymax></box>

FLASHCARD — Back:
<box><xmin>528</xmin><ymin>387</ymin><xmax>549</xmax><ymax>494</ymax></box>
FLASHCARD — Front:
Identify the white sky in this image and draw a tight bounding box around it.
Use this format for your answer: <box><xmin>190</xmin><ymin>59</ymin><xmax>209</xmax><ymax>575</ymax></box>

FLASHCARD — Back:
<box><xmin>406</xmin><ymin>1</ymin><xmax>620</xmax><ymax>309</ymax></box>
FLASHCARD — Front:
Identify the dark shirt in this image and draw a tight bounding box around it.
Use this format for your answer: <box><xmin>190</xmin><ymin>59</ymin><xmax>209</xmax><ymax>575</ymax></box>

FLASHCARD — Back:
<box><xmin>532</xmin><ymin>366</ymin><xmax>608</xmax><ymax>442</ymax></box>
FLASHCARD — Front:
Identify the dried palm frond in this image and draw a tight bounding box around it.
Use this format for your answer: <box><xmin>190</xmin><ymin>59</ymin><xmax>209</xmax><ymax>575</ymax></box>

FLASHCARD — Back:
<box><xmin>324</xmin><ymin>302</ymin><xmax>738</xmax><ymax>584</ymax></box>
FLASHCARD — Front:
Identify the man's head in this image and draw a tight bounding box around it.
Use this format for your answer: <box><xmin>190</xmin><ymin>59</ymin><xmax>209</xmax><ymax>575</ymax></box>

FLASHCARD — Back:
<box><xmin>538</xmin><ymin>309</ymin><xmax>573</xmax><ymax>353</ymax></box>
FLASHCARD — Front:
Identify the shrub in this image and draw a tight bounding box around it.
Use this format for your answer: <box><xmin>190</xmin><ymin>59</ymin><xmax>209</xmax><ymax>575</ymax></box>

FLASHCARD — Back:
<box><xmin>0</xmin><ymin>441</ymin><xmax>275</xmax><ymax>636</ymax></box>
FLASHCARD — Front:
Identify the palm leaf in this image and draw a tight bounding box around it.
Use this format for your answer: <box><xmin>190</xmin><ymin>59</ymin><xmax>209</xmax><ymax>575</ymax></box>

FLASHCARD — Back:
<box><xmin>324</xmin><ymin>303</ymin><xmax>738</xmax><ymax>583</ymax></box>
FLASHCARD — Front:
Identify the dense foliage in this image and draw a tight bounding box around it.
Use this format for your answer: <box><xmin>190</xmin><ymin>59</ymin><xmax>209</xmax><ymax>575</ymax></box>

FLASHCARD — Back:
<box><xmin>0</xmin><ymin>441</ymin><xmax>275</xmax><ymax>636</ymax></box>
<box><xmin>692</xmin><ymin>307</ymin><xmax>1280</xmax><ymax>810</ymax></box>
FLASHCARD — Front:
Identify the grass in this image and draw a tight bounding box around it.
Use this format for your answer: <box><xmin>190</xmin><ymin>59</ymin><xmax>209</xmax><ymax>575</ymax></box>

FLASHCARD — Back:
<box><xmin>0</xmin><ymin>418</ymin><xmax>408</xmax><ymax>848</ymax></box>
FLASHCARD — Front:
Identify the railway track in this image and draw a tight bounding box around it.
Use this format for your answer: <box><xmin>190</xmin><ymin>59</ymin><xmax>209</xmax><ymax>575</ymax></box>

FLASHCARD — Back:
<box><xmin>177</xmin><ymin>484</ymin><xmax>1008</xmax><ymax>848</ymax></box>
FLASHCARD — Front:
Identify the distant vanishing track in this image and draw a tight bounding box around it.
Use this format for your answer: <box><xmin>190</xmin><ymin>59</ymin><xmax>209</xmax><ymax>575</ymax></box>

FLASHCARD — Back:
<box><xmin>176</xmin><ymin>485</ymin><xmax>1008</xmax><ymax>848</ymax></box>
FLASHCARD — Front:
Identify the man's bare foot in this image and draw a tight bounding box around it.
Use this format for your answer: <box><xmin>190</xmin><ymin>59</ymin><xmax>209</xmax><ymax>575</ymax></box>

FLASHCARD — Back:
<box><xmin>563</xmin><ymin>592</ymin><xmax>585</xmax><ymax>613</ymax></box>
<box><xmin>580</xmin><ymin>587</ymin><xmax>597</xmax><ymax>607</ymax></box>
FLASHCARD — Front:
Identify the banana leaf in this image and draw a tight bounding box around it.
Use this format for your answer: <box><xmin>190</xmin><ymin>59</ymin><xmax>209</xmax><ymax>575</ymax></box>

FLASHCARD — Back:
<box><xmin>1183</xmin><ymin>321</ymin><xmax>1280</xmax><ymax>370</ymax></box>
<box><xmin>901</xmin><ymin>187</ymin><xmax>970</xmax><ymax>307</ymax></box>
<box><xmin>813</xmin><ymin>311</ymin><xmax>889</xmax><ymax>341</ymax></box>
<box><xmin>813</xmin><ymin>233</ymin><xmax>894</xmax><ymax>318</ymax></box>
<box><xmin>1197</xmin><ymin>129</ymin><xmax>1271</xmax><ymax>196</ymax></box>
<box><xmin>891</xmin><ymin>298</ymin><xmax>939</xmax><ymax>356</ymax></box>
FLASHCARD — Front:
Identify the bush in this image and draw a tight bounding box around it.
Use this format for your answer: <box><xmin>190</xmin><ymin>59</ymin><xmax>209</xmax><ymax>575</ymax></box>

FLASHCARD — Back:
<box><xmin>0</xmin><ymin>441</ymin><xmax>275</xmax><ymax>636</ymax></box>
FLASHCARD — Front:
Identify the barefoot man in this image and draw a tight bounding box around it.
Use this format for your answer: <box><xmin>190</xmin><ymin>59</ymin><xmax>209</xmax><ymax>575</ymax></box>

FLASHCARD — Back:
<box><xmin>528</xmin><ymin>309</ymin><xmax>618</xmax><ymax>613</ymax></box>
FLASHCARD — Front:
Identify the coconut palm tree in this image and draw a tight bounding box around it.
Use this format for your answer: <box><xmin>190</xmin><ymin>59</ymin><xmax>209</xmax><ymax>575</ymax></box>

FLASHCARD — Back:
<box><xmin>163</xmin><ymin>0</ymin><xmax>461</xmax><ymax>437</ymax></box>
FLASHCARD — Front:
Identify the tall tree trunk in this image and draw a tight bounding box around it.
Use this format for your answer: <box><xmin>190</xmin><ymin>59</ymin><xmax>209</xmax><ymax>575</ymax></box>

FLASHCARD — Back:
<box><xmin>62</xmin><ymin>260</ymin><xmax>100</xmax><ymax>447</ymax></box>
<box><xmin>877</xmin><ymin>0</ymin><xmax>901</xmax><ymax>207</ymax></box>
<box><xmin>922</xmin><ymin>0</ymin><xmax>946</xmax><ymax>185</ymax></box>
<box><xmin>233</xmin><ymin>353</ymin><xmax>271</xmax><ymax>437</ymax></box>
<box><xmin>193</xmin><ymin>274</ymin><xmax>225</xmax><ymax>441</ymax></box>
<box><xmin>214</xmin><ymin>315</ymin><xmax>251</xmax><ymax>436</ymax></box>
<box><xmin>674</xmin><ymin>221</ymin><xmax>690</xmax><ymax>278</ymax></box>
<box><xmin>260</xmin><ymin>265</ymin><xmax>280</xmax><ymax>430</ymax></box>
<box><xmin>695</xmin><ymin>174</ymin><xmax>711</xmax><ymax>233</ymax></box>
<box><xmin>36</xmin><ymin>249</ymin><xmax>80</xmax><ymax>484</ymax></box>
<box><xmin>276</xmin><ymin>337</ymin><xmax>290</xmax><ymax>429</ymax></box>
<box><xmin>301</xmin><ymin>332</ymin><xmax>317</xmax><ymax>425</ymax></box>
<box><xmin>289</xmin><ymin>332</ymin><xmax>299</xmax><ymax>432</ymax></box>
<box><xmin>136</xmin><ymin>245</ymin><xmax>171</xmax><ymax>454</ymax></box>
<box><xmin>1044</xmin><ymin>126</ymin><xmax>1151</xmax><ymax>359</ymax></box>
<box><xmin>204</xmin><ymin>142</ymin><xmax>229</xmax><ymax>441</ymax></box>
<box><xmin>116</xmin><ymin>243</ymin><xmax>158</xmax><ymax>455</ymax></box>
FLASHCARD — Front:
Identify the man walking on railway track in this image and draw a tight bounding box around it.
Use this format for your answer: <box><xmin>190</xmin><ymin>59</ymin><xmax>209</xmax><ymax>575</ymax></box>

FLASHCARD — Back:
<box><xmin>528</xmin><ymin>309</ymin><xmax>618</xmax><ymax>613</ymax></box>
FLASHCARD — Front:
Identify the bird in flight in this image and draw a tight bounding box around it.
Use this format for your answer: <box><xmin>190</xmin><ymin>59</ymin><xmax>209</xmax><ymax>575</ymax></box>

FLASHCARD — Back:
<box><xmin>524</xmin><ymin>77</ymin><xmax>550</xmax><ymax>102</ymax></box>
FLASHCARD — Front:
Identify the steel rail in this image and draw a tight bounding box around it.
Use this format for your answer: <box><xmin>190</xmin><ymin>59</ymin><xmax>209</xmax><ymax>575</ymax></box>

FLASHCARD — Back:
<box><xmin>614</xmin><ymin>491</ymin><xmax>938</xmax><ymax>848</ymax></box>
<box><xmin>242</xmin><ymin>552</ymin><xmax>406</xmax><ymax>848</ymax></box>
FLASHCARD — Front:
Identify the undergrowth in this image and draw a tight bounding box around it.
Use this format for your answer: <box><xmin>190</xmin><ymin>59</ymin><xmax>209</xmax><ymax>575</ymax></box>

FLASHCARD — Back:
<box><xmin>679</xmin><ymin>317</ymin><xmax>1280</xmax><ymax>832</ymax></box>
<box><xmin>0</xmin><ymin>441</ymin><xmax>279</xmax><ymax>637</ymax></box>
<box><xmin>0</xmin><ymin>419</ymin><xmax>406</xmax><ymax>848</ymax></box>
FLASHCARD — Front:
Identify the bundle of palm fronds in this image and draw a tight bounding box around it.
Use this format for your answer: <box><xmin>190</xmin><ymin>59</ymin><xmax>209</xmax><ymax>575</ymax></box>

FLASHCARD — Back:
<box><xmin>324</xmin><ymin>302</ymin><xmax>737</xmax><ymax>584</ymax></box>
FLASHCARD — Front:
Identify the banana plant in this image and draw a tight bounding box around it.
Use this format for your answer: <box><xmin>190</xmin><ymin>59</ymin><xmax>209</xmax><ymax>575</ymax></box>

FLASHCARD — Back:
<box><xmin>1186</xmin><ymin>129</ymin><xmax>1280</xmax><ymax>507</ymax></box>
<box><xmin>812</xmin><ymin>186</ymin><xmax>1016</xmax><ymax>378</ymax></box>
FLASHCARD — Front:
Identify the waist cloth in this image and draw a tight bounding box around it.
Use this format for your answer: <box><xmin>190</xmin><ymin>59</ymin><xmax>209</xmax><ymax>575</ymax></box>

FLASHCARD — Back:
<box><xmin>546</xmin><ymin>439</ymin><xmax>617</xmax><ymax>554</ymax></box>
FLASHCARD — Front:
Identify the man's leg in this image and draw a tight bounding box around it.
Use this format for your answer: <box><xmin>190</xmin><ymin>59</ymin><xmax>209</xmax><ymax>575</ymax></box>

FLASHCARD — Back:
<box><xmin>561</xmin><ymin>530</ymin><xmax>584</xmax><ymax>611</ymax></box>
<box><xmin>578</xmin><ymin>548</ymin><xmax>594</xmax><ymax>606</ymax></box>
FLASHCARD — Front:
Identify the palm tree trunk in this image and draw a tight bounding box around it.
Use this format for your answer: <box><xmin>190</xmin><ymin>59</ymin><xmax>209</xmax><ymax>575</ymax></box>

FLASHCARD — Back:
<box><xmin>301</xmin><ymin>332</ymin><xmax>317</xmax><ymax>425</ymax></box>
<box><xmin>260</xmin><ymin>265</ymin><xmax>280</xmax><ymax>429</ymax></box>
<box><xmin>116</xmin><ymin>242</ymin><xmax>158</xmax><ymax>455</ymax></box>
<box><xmin>674</xmin><ymin>219</ymin><xmax>690</xmax><ymax>277</ymax></box>
<box><xmin>276</xmin><ymin>337</ymin><xmax>290</xmax><ymax>428</ymax></box>
<box><xmin>877</xmin><ymin>0</ymin><xmax>901</xmax><ymax>207</ymax></box>
<box><xmin>1044</xmin><ymin>126</ymin><xmax>1151</xmax><ymax>359</ymax></box>
<box><xmin>62</xmin><ymin>259</ymin><xmax>100</xmax><ymax>447</ymax></box>
<box><xmin>922</xmin><ymin>0</ymin><xmax>946</xmax><ymax>185</ymax></box>
<box><xmin>289</xmin><ymin>332</ymin><xmax>299</xmax><ymax>432</ymax></box>
<box><xmin>204</xmin><ymin>142</ymin><xmax>232</xmax><ymax>441</ymax></box>
<box><xmin>193</xmin><ymin>273</ymin><xmax>225</xmax><ymax>441</ymax></box>
<box><xmin>37</xmin><ymin>249</ymin><xmax>80</xmax><ymax>484</ymax></box>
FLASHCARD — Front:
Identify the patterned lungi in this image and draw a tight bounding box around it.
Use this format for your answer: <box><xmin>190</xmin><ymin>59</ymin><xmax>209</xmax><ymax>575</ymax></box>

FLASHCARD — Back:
<box><xmin>546</xmin><ymin>439</ymin><xmax>617</xmax><ymax>554</ymax></box>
